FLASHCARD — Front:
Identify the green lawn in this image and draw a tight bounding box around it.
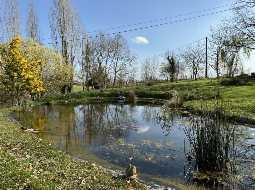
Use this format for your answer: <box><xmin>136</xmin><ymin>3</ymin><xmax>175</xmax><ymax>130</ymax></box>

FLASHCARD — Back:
<box><xmin>73</xmin><ymin>84</ymin><xmax>84</xmax><ymax>93</ymax></box>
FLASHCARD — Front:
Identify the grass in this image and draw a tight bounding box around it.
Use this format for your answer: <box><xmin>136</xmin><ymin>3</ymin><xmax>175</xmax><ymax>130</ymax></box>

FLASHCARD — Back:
<box><xmin>0</xmin><ymin>108</ymin><xmax>147</xmax><ymax>190</ymax></box>
<box><xmin>73</xmin><ymin>84</ymin><xmax>84</xmax><ymax>93</ymax></box>
<box><xmin>184</xmin><ymin>81</ymin><xmax>255</xmax><ymax>122</ymax></box>
<box><xmin>70</xmin><ymin>79</ymin><xmax>255</xmax><ymax>123</ymax></box>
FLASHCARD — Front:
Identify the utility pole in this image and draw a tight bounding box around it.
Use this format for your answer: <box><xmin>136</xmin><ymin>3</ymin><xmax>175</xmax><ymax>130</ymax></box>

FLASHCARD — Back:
<box><xmin>205</xmin><ymin>37</ymin><xmax>208</xmax><ymax>78</ymax></box>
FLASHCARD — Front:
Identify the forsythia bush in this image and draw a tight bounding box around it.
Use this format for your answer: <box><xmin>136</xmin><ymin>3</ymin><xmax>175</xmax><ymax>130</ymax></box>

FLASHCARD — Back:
<box><xmin>0</xmin><ymin>37</ymin><xmax>45</xmax><ymax>104</ymax></box>
<box><xmin>0</xmin><ymin>37</ymin><xmax>73</xmax><ymax>104</ymax></box>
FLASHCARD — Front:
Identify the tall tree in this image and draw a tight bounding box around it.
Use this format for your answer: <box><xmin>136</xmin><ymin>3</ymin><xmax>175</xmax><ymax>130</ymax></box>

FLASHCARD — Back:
<box><xmin>3</xmin><ymin>0</ymin><xmax>20</xmax><ymax>41</ymax></box>
<box><xmin>0</xmin><ymin>0</ymin><xmax>3</xmax><ymax>42</ymax></box>
<box><xmin>210</xmin><ymin>27</ymin><xmax>226</xmax><ymax>78</ymax></box>
<box><xmin>205</xmin><ymin>37</ymin><xmax>208</xmax><ymax>78</ymax></box>
<box><xmin>110</xmin><ymin>35</ymin><xmax>135</xmax><ymax>86</ymax></box>
<box><xmin>181</xmin><ymin>44</ymin><xmax>204</xmax><ymax>80</ymax></box>
<box><xmin>80</xmin><ymin>33</ymin><xmax>93</xmax><ymax>91</ymax></box>
<box><xmin>26</xmin><ymin>0</ymin><xmax>40</xmax><ymax>42</ymax></box>
<box><xmin>49</xmin><ymin>0</ymin><xmax>81</xmax><ymax>92</ymax></box>
<box><xmin>141</xmin><ymin>57</ymin><xmax>159</xmax><ymax>81</ymax></box>
<box><xmin>85</xmin><ymin>33</ymin><xmax>135</xmax><ymax>88</ymax></box>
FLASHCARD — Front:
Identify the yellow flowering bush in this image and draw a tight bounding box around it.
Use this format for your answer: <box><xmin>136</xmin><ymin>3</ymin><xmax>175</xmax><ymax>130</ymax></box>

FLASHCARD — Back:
<box><xmin>1</xmin><ymin>37</ymin><xmax>45</xmax><ymax>104</ymax></box>
<box><xmin>0</xmin><ymin>37</ymin><xmax>73</xmax><ymax>104</ymax></box>
<box><xmin>22</xmin><ymin>40</ymin><xmax>73</xmax><ymax>95</ymax></box>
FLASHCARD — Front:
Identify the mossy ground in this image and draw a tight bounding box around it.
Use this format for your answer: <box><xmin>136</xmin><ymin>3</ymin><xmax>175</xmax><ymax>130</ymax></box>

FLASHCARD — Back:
<box><xmin>0</xmin><ymin>108</ymin><xmax>146</xmax><ymax>190</ymax></box>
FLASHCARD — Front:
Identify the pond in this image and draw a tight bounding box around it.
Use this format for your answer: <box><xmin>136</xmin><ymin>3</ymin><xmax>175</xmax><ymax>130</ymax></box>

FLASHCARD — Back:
<box><xmin>16</xmin><ymin>103</ymin><xmax>255</xmax><ymax>189</ymax></box>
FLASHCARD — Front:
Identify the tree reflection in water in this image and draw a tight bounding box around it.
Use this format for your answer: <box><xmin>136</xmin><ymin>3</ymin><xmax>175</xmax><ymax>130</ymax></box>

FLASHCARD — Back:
<box><xmin>156</xmin><ymin>105</ymin><xmax>178</xmax><ymax>136</ymax></box>
<box><xmin>73</xmin><ymin>104</ymin><xmax>135</xmax><ymax>146</ymax></box>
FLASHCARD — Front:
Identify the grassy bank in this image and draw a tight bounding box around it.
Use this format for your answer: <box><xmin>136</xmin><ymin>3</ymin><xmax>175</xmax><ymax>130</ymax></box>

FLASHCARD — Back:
<box><xmin>0</xmin><ymin>108</ymin><xmax>146</xmax><ymax>190</ymax></box>
<box><xmin>50</xmin><ymin>79</ymin><xmax>255</xmax><ymax>123</ymax></box>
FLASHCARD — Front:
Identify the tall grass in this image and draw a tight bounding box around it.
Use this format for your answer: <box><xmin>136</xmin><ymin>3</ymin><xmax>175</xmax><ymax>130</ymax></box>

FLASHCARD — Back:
<box><xmin>185</xmin><ymin>101</ymin><xmax>237</xmax><ymax>187</ymax></box>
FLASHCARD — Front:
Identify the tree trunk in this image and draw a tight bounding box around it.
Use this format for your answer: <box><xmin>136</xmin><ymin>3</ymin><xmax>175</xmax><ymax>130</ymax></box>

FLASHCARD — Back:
<box><xmin>170</xmin><ymin>74</ymin><xmax>174</xmax><ymax>82</ymax></box>
<box><xmin>205</xmin><ymin>37</ymin><xmax>208</xmax><ymax>78</ymax></box>
<box><xmin>216</xmin><ymin>48</ymin><xmax>220</xmax><ymax>78</ymax></box>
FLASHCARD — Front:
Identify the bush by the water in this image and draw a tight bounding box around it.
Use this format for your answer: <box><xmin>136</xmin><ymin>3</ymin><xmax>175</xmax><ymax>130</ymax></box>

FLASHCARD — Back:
<box><xmin>220</xmin><ymin>75</ymin><xmax>250</xmax><ymax>86</ymax></box>
<box><xmin>127</xmin><ymin>90</ymin><xmax>137</xmax><ymax>103</ymax></box>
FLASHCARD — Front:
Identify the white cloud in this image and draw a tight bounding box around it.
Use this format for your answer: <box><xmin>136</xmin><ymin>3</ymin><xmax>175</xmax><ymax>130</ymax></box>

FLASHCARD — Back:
<box><xmin>132</xmin><ymin>36</ymin><xmax>149</xmax><ymax>45</ymax></box>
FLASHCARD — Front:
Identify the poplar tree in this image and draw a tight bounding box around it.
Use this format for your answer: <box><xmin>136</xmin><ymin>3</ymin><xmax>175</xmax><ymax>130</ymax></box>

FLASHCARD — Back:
<box><xmin>49</xmin><ymin>0</ymin><xmax>82</xmax><ymax>92</ymax></box>
<box><xmin>27</xmin><ymin>0</ymin><xmax>40</xmax><ymax>42</ymax></box>
<box><xmin>3</xmin><ymin>0</ymin><xmax>20</xmax><ymax>41</ymax></box>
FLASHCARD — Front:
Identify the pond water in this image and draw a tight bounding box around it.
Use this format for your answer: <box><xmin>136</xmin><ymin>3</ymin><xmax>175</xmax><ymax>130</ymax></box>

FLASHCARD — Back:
<box><xmin>16</xmin><ymin>103</ymin><xmax>255</xmax><ymax>189</ymax></box>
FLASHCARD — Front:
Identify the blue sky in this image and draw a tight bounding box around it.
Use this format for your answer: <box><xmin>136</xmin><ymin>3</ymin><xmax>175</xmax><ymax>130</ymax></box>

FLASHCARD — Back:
<box><xmin>19</xmin><ymin>0</ymin><xmax>255</xmax><ymax>73</ymax></box>
<box><xmin>19</xmin><ymin>0</ymin><xmax>234</xmax><ymax>56</ymax></box>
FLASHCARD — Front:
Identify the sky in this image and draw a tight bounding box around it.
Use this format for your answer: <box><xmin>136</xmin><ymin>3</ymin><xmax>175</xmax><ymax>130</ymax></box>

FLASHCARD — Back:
<box><xmin>18</xmin><ymin>0</ymin><xmax>255</xmax><ymax>73</ymax></box>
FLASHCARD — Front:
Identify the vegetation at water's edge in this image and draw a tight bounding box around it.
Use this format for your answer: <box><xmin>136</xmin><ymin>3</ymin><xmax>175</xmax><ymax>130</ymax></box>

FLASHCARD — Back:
<box><xmin>43</xmin><ymin>79</ymin><xmax>255</xmax><ymax>124</ymax></box>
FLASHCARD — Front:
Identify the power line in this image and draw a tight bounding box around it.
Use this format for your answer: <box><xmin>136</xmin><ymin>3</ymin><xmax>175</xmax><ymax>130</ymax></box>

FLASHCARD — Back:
<box><xmin>88</xmin><ymin>2</ymin><xmax>246</xmax><ymax>38</ymax></box>
<box><xmin>88</xmin><ymin>2</ymin><xmax>243</xmax><ymax>35</ymax></box>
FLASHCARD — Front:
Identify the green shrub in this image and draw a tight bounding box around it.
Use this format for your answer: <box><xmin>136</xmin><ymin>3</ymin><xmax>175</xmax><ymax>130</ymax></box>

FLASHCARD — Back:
<box><xmin>220</xmin><ymin>76</ymin><xmax>249</xmax><ymax>86</ymax></box>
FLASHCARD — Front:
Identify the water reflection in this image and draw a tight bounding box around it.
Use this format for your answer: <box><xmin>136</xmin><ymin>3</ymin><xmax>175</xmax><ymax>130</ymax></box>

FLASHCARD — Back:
<box><xmin>17</xmin><ymin>104</ymin><xmax>255</xmax><ymax>189</ymax></box>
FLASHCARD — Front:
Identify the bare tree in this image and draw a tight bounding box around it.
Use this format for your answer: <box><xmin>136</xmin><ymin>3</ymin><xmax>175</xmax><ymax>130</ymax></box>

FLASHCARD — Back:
<box><xmin>141</xmin><ymin>57</ymin><xmax>159</xmax><ymax>81</ymax></box>
<box><xmin>27</xmin><ymin>0</ymin><xmax>40</xmax><ymax>42</ymax></box>
<box><xmin>126</xmin><ymin>64</ymin><xmax>137</xmax><ymax>85</ymax></box>
<box><xmin>80</xmin><ymin>34</ymin><xmax>87</xmax><ymax>91</ymax></box>
<box><xmin>181</xmin><ymin>44</ymin><xmax>204</xmax><ymax>80</ymax></box>
<box><xmin>86</xmin><ymin>33</ymin><xmax>135</xmax><ymax>88</ymax></box>
<box><xmin>110</xmin><ymin>35</ymin><xmax>135</xmax><ymax>86</ymax></box>
<box><xmin>2</xmin><ymin>0</ymin><xmax>20</xmax><ymax>41</ymax></box>
<box><xmin>89</xmin><ymin>33</ymin><xmax>112</xmax><ymax>88</ymax></box>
